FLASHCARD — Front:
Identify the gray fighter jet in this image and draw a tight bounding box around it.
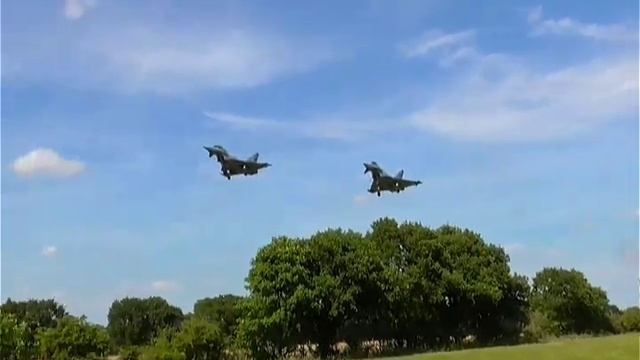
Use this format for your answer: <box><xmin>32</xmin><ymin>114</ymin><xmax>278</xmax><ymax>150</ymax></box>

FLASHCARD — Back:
<box><xmin>204</xmin><ymin>145</ymin><xmax>271</xmax><ymax>180</ymax></box>
<box><xmin>363</xmin><ymin>161</ymin><xmax>422</xmax><ymax>196</ymax></box>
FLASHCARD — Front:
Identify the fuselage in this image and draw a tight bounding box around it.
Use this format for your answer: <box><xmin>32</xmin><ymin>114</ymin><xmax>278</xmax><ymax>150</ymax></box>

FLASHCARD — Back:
<box><xmin>364</xmin><ymin>162</ymin><xmax>421</xmax><ymax>196</ymax></box>
<box><xmin>204</xmin><ymin>146</ymin><xmax>270</xmax><ymax>178</ymax></box>
<box><xmin>223</xmin><ymin>159</ymin><xmax>270</xmax><ymax>176</ymax></box>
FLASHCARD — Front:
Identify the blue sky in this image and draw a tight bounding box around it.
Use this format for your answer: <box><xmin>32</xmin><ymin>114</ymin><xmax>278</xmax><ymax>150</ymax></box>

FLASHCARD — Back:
<box><xmin>2</xmin><ymin>0</ymin><xmax>638</xmax><ymax>324</ymax></box>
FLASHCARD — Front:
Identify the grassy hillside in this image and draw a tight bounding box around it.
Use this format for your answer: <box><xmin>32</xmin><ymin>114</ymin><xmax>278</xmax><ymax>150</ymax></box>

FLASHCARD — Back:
<box><xmin>382</xmin><ymin>334</ymin><xmax>639</xmax><ymax>360</ymax></box>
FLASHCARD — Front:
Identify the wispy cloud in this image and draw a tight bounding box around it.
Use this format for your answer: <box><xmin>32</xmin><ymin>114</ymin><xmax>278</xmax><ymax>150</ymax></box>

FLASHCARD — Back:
<box><xmin>64</xmin><ymin>0</ymin><xmax>96</xmax><ymax>20</ymax></box>
<box><xmin>399</xmin><ymin>29</ymin><xmax>478</xmax><ymax>66</ymax></box>
<box><xmin>409</xmin><ymin>53</ymin><xmax>638</xmax><ymax>142</ymax></box>
<box><xmin>3</xmin><ymin>16</ymin><xmax>337</xmax><ymax>94</ymax></box>
<box><xmin>41</xmin><ymin>245</ymin><xmax>58</xmax><ymax>258</ymax></box>
<box><xmin>527</xmin><ymin>6</ymin><xmax>637</xmax><ymax>43</ymax></box>
<box><xmin>97</xmin><ymin>29</ymin><xmax>336</xmax><ymax>94</ymax></box>
<box><xmin>204</xmin><ymin>111</ymin><xmax>395</xmax><ymax>141</ymax></box>
<box><xmin>12</xmin><ymin>148</ymin><xmax>86</xmax><ymax>178</ymax></box>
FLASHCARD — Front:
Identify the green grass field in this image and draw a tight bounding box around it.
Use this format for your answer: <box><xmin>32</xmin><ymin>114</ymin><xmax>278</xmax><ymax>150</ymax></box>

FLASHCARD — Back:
<box><xmin>382</xmin><ymin>334</ymin><xmax>639</xmax><ymax>360</ymax></box>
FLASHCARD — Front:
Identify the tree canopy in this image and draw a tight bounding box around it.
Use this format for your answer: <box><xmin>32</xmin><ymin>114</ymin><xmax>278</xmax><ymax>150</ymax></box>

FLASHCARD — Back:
<box><xmin>107</xmin><ymin>297</ymin><xmax>184</xmax><ymax>347</ymax></box>
<box><xmin>531</xmin><ymin>267</ymin><xmax>613</xmax><ymax>335</ymax></box>
<box><xmin>238</xmin><ymin>219</ymin><xmax>535</xmax><ymax>359</ymax></box>
<box><xmin>1</xmin><ymin>217</ymin><xmax>629</xmax><ymax>360</ymax></box>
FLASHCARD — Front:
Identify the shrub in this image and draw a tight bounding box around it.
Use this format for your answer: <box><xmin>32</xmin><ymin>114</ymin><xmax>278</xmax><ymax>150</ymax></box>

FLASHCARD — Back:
<box><xmin>522</xmin><ymin>311</ymin><xmax>558</xmax><ymax>343</ymax></box>
<box><xmin>140</xmin><ymin>335</ymin><xmax>185</xmax><ymax>360</ymax></box>
<box><xmin>120</xmin><ymin>346</ymin><xmax>142</xmax><ymax>360</ymax></box>
<box><xmin>36</xmin><ymin>316</ymin><xmax>110</xmax><ymax>360</ymax></box>
<box><xmin>620</xmin><ymin>307</ymin><xmax>640</xmax><ymax>332</ymax></box>
<box><xmin>174</xmin><ymin>317</ymin><xmax>225</xmax><ymax>360</ymax></box>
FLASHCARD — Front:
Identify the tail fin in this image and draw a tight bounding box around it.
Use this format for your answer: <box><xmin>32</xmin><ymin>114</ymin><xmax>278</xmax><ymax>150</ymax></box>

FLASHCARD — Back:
<box><xmin>395</xmin><ymin>170</ymin><xmax>404</xmax><ymax>179</ymax></box>
<box><xmin>247</xmin><ymin>153</ymin><xmax>259</xmax><ymax>162</ymax></box>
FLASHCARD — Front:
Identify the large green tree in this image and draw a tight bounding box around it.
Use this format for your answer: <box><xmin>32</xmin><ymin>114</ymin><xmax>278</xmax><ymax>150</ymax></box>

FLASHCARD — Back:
<box><xmin>531</xmin><ymin>267</ymin><xmax>613</xmax><ymax>335</ymax></box>
<box><xmin>301</xmin><ymin>229</ymin><xmax>386</xmax><ymax>358</ymax></box>
<box><xmin>107</xmin><ymin>297</ymin><xmax>184</xmax><ymax>346</ymax></box>
<box><xmin>236</xmin><ymin>236</ymin><xmax>310</xmax><ymax>360</ymax></box>
<box><xmin>361</xmin><ymin>219</ymin><xmax>529</xmax><ymax>347</ymax></box>
<box><xmin>239</xmin><ymin>218</ymin><xmax>533</xmax><ymax>357</ymax></box>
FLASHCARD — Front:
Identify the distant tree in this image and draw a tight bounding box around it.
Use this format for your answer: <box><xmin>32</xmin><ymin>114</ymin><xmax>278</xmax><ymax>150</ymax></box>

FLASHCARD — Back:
<box><xmin>36</xmin><ymin>315</ymin><xmax>110</xmax><ymax>360</ymax></box>
<box><xmin>0</xmin><ymin>298</ymin><xmax>67</xmax><ymax>329</ymax></box>
<box><xmin>107</xmin><ymin>297</ymin><xmax>184</xmax><ymax>347</ymax></box>
<box><xmin>0</xmin><ymin>312</ymin><xmax>29</xmax><ymax>360</ymax></box>
<box><xmin>193</xmin><ymin>294</ymin><xmax>243</xmax><ymax>342</ymax></box>
<box><xmin>531</xmin><ymin>267</ymin><xmax>613</xmax><ymax>335</ymax></box>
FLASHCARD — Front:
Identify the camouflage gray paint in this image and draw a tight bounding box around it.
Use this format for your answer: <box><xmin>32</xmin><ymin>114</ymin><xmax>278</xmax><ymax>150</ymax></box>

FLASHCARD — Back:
<box><xmin>363</xmin><ymin>161</ymin><xmax>421</xmax><ymax>196</ymax></box>
<box><xmin>204</xmin><ymin>145</ymin><xmax>271</xmax><ymax>179</ymax></box>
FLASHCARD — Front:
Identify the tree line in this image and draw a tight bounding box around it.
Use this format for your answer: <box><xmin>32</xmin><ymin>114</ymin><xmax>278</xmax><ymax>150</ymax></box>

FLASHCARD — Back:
<box><xmin>1</xmin><ymin>218</ymin><xmax>638</xmax><ymax>359</ymax></box>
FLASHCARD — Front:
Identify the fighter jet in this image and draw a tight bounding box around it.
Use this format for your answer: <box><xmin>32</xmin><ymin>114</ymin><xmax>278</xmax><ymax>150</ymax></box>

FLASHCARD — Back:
<box><xmin>363</xmin><ymin>161</ymin><xmax>422</xmax><ymax>196</ymax></box>
<box><xmin>204</xmin><ymin>145</ymin><xmax>271</xmax><ymax>180</ymax></box>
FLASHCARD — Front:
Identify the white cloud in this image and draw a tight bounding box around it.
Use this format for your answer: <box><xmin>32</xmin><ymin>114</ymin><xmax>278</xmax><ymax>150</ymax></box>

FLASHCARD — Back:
<box><xmin>150</xmin><ymin>280</ymin><xmax>179</xmax><ymax>293</ymax></box>
<box><xmin>204</xmin><ymin>111</ymin><xmax>392</xmax><ymax>141</ymax></box>
<box><xmin>64</xmin><ymin>0</ymin><xmax>96</xmax><ymax>20</ymax></box>
<box><xmin>528</xmin><ymin>6</ymin><xmax>637</xmax><ymax>43</ymax></box>
<box><xmin>409</xmin><ymin>54</ymin><xmax>638</xmax><ymax>142</ymax></box>
<box><xmin>209</xmin><ymin>46</ymin><xmax>638</xmax><ymax>144</ymax></box>
<box><xmin>41</xmin><ymin>245</ymin><xmax>58</xmax><ymax>258</ymax></box>
<box><xmin>400</xmin><ymin>29</ymin><xmax>478</xmax><ymax>66</ymax></box>
<box><xmin>12</xmin><ymin>148</ymin><xmax>86</xmax><ymax>178</ymax></box>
